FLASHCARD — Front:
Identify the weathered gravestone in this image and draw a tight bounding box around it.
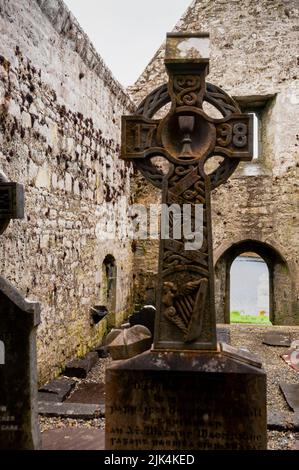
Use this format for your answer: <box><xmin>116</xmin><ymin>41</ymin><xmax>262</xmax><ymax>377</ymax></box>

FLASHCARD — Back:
<box><xmin>106</xmin><ymin>32</ymin><xmax>267</xmax><ymax>450</ymax></box>
<box><xmin>0</xmin><ymin>173</ymin><xmax>41</xmax><ymax>449</ymax></box>
<box><xmin>0</xmin><ymin>277</ymin><xmax>41</xmax><ymax>449</ymax></box>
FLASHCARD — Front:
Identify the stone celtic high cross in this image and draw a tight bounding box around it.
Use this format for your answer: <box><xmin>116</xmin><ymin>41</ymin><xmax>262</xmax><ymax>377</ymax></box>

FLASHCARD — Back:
<box><xmin>121</xmin><ymin>33</ymin><xmax>253</xmax><ymax>351</ymax></box>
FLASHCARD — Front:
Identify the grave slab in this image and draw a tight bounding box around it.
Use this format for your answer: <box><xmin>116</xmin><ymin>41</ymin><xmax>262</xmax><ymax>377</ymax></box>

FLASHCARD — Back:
<box><xmin>267</xmin><ymin>410</ymin><xmax>299</xmax><ymax>431</ymax></box>
<box><xmin>0</xmin><ymin>277</ymin><xmax>41</xmax><ymax>450</ymax></box>
<box><xmin>262</xmin><ymin>333</ymin><xmax>291</xmax><ymax>347</ymax></box>
<box><xmin>38</xmin><ymin>377</ymin><xmax>76</xmax><ymax>403</ymax></box>
<box><xmin>42</xmin><ymin>428</ymin><xmax>105</xmax><ymax>450</ymax></box>
<box><xmin>38</xmin><ymin>402</ymin><xmax>104</xmax><ymax>419</ymax></box>
<box><xmin>64</xmin><ymin>352</ymin><xmax>98</xmax><ymax>378</ymax></box>
<box><xmin>279</xmin><ymin>383</ymin><xmax>299</xmax><ymax>412</ymax></box>
<box><xmin>106</xmin><ymin>350</ymin><xmax>267</xmax><ymax>450</ymax></box>
<box><xmin>66</xmin><ymin>382</ymin><xmax>105</xmax><ymax>405</ymax></box>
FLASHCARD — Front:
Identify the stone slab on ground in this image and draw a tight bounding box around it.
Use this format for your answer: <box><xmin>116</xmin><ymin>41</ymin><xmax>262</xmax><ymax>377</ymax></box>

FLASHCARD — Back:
<box><xmin>268</xmin><ymin>410</ymin><xmax>299</xmax><ymax>431</ymax></box>
<box><xmin>42</xmin><ymin>428</ymin><xmax>105</xmax><ymax>450</ymax></box>
<box><xmin>38</xmin><ymin>402</ymin><xmax>104</xmax><ymax>419</ymax></box>
<box><xmin>38</xmin><ymin>377</ymin><xmax>76</xmax><ymax>403</ymax></box>
<box><xmin>63</xmin><ymin>352</ymin><xmax>98</xmax><ymax>378</ymax></box>
<box><xmin>66</xmin><ymin>382</ymin><xmax>105</xmax><ymax>405</ymax></box>
<box><xmin>262</xmin><ymin>333</ymin><xmax>291</xmax><ymax>347</ymax></box>
<box><xmin>280</xmin><ymin>383</ymin><xmax>299</xmax><ymax>411</ymax></box>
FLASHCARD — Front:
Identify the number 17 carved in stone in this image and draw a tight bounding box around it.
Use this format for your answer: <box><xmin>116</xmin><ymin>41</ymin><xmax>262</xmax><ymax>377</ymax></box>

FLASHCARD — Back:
<box><xmin>121</xmin><ymin>33</ymin><xmax>253</xmax><ymax>351</ymax></box>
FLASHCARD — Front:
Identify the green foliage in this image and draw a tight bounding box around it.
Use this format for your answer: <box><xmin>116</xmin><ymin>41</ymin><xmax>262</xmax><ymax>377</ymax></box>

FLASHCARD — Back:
<box><xmin>230</xmin><ymin>310</ymin><xmax>272</xmax><ymax>325</ymax></box>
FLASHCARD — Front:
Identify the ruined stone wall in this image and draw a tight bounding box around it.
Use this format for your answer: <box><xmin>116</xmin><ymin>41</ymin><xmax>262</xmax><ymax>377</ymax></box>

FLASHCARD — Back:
<box><xmin>128</xmin><ymin>0</ymin><xmax>299</xmax><ymax>324</ymax></box>
<box><xmin>0</xmin><ymin>0</ymin><xmax>134</xmax><ymax>382</ymax></box>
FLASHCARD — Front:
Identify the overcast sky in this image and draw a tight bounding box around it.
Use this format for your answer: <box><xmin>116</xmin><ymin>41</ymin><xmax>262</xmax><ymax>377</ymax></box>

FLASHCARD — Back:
<box><xmin>64</xmin><ymin>0</ymin><xmax>192</xmax><ymax>87</ymax></box>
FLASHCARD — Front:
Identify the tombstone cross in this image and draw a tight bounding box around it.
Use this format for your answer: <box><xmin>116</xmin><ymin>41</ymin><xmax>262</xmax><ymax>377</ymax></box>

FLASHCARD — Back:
<box><xmin>121</xmin><ymin>33</ymin><xmax>253</xmax><ymax>351</ymax></box>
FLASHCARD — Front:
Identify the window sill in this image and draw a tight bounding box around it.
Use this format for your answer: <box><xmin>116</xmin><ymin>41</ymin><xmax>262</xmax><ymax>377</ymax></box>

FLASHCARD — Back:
<box><xmin>232</xmin><ymin>162</ymin><xmax>272</xmax><ymax>178</ymax></box>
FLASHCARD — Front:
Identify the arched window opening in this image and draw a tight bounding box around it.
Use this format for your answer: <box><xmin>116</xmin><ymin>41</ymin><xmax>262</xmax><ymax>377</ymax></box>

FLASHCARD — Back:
<box><xmin>230</xmin><ymin>252</ymin><xmax>271</xmax><ymax>324</ymax></box>
<box><xmin>102</xmin><ymin>255</ymin><xmax>117</xmax><ymax>312</ymax></box>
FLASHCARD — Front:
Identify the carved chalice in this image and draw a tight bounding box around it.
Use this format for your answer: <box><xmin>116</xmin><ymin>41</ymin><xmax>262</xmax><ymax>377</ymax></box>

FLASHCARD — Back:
<box><xmin>178</xmin><ymin>115</ymin><xmax>195</xmax><ymax>160</ymax></box>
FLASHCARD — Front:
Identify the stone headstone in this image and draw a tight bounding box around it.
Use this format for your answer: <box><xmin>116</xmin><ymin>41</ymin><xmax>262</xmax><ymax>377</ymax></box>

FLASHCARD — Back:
<box><xmin>129</xmin><ymin>305</ymin><xmax>156</xmax><ymax>337</ymax></box>
<box><xmin>106</xmin><ymin>350</ymin><xmax>267</xmax><ymax>450</ymax></box>
<box><xmin>0</xmin><ymin>276</ymin><xmax>41</xmax><ymax>449</ymax></box>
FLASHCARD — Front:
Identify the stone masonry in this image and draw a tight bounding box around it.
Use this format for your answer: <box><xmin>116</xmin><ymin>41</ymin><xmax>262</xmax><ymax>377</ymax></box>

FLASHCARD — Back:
<box><xmin>0</xmin><ymin>0</ymin><xmax>134</xmax><ymax>383</ymax></box>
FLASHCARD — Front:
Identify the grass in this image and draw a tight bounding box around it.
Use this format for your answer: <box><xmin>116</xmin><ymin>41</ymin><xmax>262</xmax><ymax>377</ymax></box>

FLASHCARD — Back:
<box><xmin>230</xmin><ymin>310</ymin><xmax>272</xmax><ymax>325</ymax></box>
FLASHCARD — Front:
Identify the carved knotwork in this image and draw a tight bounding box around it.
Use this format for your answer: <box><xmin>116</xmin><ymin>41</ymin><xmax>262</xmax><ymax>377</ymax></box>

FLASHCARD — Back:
<box><xmin>134</xmin><ymin>82</ymin><xmax>242</xmax><ymax>189</ymax></box>
<box><xmin>172</xmin><ymin>75</ymin><xmax>201</xmax><ymax>107</ymax></box>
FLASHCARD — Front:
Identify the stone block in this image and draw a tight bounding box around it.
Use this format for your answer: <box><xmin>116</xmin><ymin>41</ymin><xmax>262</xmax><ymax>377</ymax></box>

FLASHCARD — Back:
<box><xmin>21</xmin><ymin>111</ymin><xmax>31</xmax><ymax>128</ymax></box>
<box><xmin>35</xmin><ymin>163</ymin><xmax>51</xmax><ymax>189</ymax></box>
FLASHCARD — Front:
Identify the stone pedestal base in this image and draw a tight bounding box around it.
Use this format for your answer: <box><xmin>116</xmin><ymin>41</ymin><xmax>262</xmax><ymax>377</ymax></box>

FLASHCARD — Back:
<box><xmin>105</xmin><ymin>348</ymin><xmax>267</xmax><ymax>450</ymax></box>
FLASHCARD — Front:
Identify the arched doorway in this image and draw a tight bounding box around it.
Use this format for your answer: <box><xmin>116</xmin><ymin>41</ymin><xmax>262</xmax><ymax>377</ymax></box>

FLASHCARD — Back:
<box><xmin>215</xmin><ymin>240</ymin><xmax>294</xmax><ymax>325</ymax></box>
<box><xmin>230</xmin><ymin>253</ymin><xmax>270</xmax><ymax>324</ymax></box>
